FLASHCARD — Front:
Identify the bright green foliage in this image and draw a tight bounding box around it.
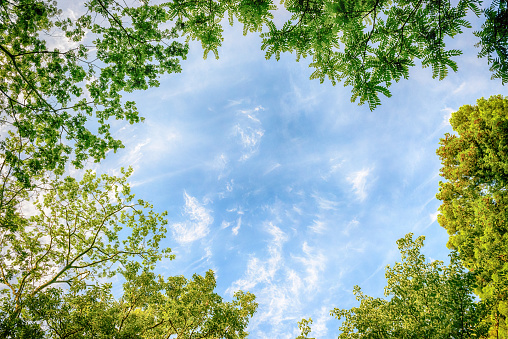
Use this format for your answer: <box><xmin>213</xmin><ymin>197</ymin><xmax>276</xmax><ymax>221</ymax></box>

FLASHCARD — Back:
<box><xmin>436</xmin><ymin>95</ymin><xmax>508</xmax><ymax>338</ymax></box>
<box><xmin>296</xmin><ymin>318</ymin><xmax>315</xmax><ymax>339</ymax></box>
<box><xmin>1</xmin><ymin>0</ymin><xmax>180</xmax><ymax>183</ymax></box>
<box><xmin>475</xmin><ymin>0</ymin><xmax>508</xmax><ymax>84</ymax></box>
<box><xmin>0</xmin><ymin>168</ymin><xmax>170</xmax><ymax>332</ymax></box>
<box><xmin>298</xmin><ymin>234</ymin><xmax>488</xmax><ymax>338</ymax></box>
<box><xmin>0</xmin><ymin>169</ymin><xmax>257</xmax><ymax>338</ymax></box>
<box><xmin>261</xmin><ymin>0</ymin><xmax>483</xmax><ymax>110</ymax></box>
<box><xmin>0</xmin><ymin>0</ymin><xmax>275</xmax><ymax>187</ymax></box>
<box><xmin>166</xmin><ymin>0</ymin><xmax>276</xmax><ymax>59</ymax></box>
<box><xmin>21</xmin><ymin>269</ymin><xmax>257</xmax><ymax>338</ymax></box>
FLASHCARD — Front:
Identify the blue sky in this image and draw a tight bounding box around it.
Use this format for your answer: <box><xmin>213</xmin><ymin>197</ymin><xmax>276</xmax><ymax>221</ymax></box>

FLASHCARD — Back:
<box><xmin>71</xmin><ymin>3</ymin><xmax>508</xmax><ymax>338</ymax></box>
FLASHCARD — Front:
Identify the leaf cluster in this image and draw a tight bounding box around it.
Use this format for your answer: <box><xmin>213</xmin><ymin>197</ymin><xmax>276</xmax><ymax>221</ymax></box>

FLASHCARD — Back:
<box><xmin>15</xmin><ymin>269</ymin><xmax>257</xmax><ymax>338</ymax></box>
<box><xmin>165</xmin><ymin>0</ymin><xmax>276</xmax><ymax>59</ymax></box>
<box><xmin>0</xmin><ymin>168</ymin><xmax>169</xmax><ymax>324</ymax></box>
<box><xmin>0</xmin><ymin>0</ymin><xmax>192</xmax><ymax>186</ymax></box>
<box><xmin>437</xmin><ymin>94</ymin><xmax>508</xmax><ymax>338</ymax></box>
<box><xmin>261</xmin><ymin>0</ymin><xmax>482</xmax><ymax>110</ymax></box>
<box><xmin>330</xmin><ymin>234</ymin><xmax>489</xmax><ymax>338</ymax></box>
<box><xmin>0</xmin><ymin>167</ymin><xmax>258</xmax><ymax>338</ymax></box>
<box><xmin>475</xmin><ymin>0</ymin><xmax>508</xmax><ymax>84</ymax></box>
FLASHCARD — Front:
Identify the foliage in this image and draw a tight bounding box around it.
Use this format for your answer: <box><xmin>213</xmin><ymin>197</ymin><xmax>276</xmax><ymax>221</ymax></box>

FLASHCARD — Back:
<box><xmin>436</xmin><ymin>94</ymin><xmax>508</xmax><ymax>338</ymax></box>
<box><xmin>0</xmin><ymin>0</ymin><xmax>275</xmax><ymax>188</ymax></box>
<box><xmin>0</xmin><ymin>168</ymin><xmax>168</xmax><ymax>333</ymax></box>
<box><xmin>1</xmin><ymin>0</ymin><xmax>507</xmax><ymax>336</ymax></box>
<box><xmin>22</xmin><ymin>270</ymin><xmax>257</xmax><ymax>338</ymax></box>
<box><xmin>0</xmin><ymin>169</ymin><xmax>257</xmax><ymax>338</ymax></box>
<box><xmin>296</xmin><ymin>318</ymin><xmax>315</xmax><ymax>339</ymax></box>
<box><xmin>298</xmin><ymin>234</ymin><xmax>489</xmax><ymax>338</ymax></box>
<box><xmin>261</xmin><ymin>0</ymin><xmax>487</xmax><ymax>110</ymax></box>
<box><xmin>0</xmin><ymin>1</ymin><xmax>264</xmax><ymax>336</ymax></box>
<box><xmin>475</xmin><ymin>0</ymin><xmax>508</xmax><ymax>84</ymax></box>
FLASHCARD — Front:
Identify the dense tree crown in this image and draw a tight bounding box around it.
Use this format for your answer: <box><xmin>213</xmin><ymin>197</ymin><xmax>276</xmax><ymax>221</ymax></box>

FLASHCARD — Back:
<box><xmin>297</xmin><ymin>234</ymin><xmax>489</xmax><ymax>338</ymax></box>
<box><xmin>437</xmin><ymin>95</ymin><xmax>508</xmax><ymax>338</ymax></box>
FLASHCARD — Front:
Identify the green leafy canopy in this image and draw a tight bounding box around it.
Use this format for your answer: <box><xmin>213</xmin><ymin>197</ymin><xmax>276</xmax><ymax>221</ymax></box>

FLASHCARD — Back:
<box><xmin>0</xmin><ymin>168</ymin><xmax>258</xmax><ymax>338</ymax></box>
<box><xmin>437</xmin><ymin>95</ymin><xmax>508</xmax><ymax>338</ymax></box>
<box><xmin>297</xmin><ymin>233</ymin><xmax>489</xmax><ymax>339</ymax></box>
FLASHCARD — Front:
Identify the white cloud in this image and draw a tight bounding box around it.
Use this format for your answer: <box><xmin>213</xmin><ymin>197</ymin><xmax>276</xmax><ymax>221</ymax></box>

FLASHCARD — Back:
<box><xmin>312</xmin><ymin>194</ymin><xmax>339</xmax><ymax>211</ymax></box>
<box><xmin>121</xmin><ymin>138</ymin><xmax>150</xmax><ymax>169</ymax></box>
<box><xmin>293</xmin><ymin>242</ymin><xmax>326</xmax><ymax>290</ymax></box>
<box><xmin>308</xmin><ymin>219</ymin><xmax>326</xmax><ymax>234</ymax></box>
<box><xmin>264</xmin><ymin>163</ymin><xmax>281</xmax><ymax>175</ymax></box>
<box><xmin>235</xmin><ymin>125</ymin><xmax>264</xmax><ymax>160</ymax></box>
<box><xmin>329</xmin><ymin>156</ymin><xmax>345</xmax><ymax>174</ymax></box>
<box><xmin>311</xmin><ymin>306</ymin><xmax>332</xmax><ymax>338</ymax></box>
<box><xmin>347</xmin><ymin>168</ymin><xmax>372</xmax><ymax>201</ymax></box>
<box><xmin>227</xmin><ymin>222</ymin><xmax>287</xmax><ymax>291</ymax></box>
<box><xmin>292</xmin><ymin>205</ymin><xmax>303</xmax><ymax>215</ymax></box>
<box><xmin>441</xmin><ymin>107</ymin><xmax>455</xmax><ymax>126</ymax></box>
<box><xmin>234</xmin><ymin>106</ymin><xmax>265</xmax><ymax>161</ymax></box>
<box><xmin>430</xmin><ymin>211</ymin><xmax>439</xmax><ymax>223</ymax></box>
<box><xmin>227</xmin><ymin>222</ymin><xmax>331</xmax><ymax>336</ymax></box>
<box><xmin>287</xmin><ymin>269</ymin><xmax>304</xmax><ymax>297</ymax></box>
<box><xmin>220</xmin><ymin>220</ymin><xmax>231</xmax><ymax>229</ymax></box>
<box><xmin>226</xmin><ymin>99</ymin><xmax>246</xmax><ymax>107</ymax></box>
<box><xmin>452</xmin><ymin>82</ymin><xmax>466</xmax><ymax>94</ymax></box>
<box><xmin>232</xmin><ymin>216</ymin><xmax>242</xmax><ymax>235</ymax></box>
<box><xmin>239</xmin><ymin>106</ymin><xmax>263</xmax><ymax>123</ymax></box>
<box><xmin>171</xmin><ymin>192</ymin><xmax>213</xmax><ymax>244</ymax></box>
<box><xmin>343</xmin><ymin>218</ymin><xmax>359</xmax><ymax>236</ymax></box>
<box><xmin>212</xmin><ymin>153</ymin><xmax>228</xmax><ymax>179</ymax></box>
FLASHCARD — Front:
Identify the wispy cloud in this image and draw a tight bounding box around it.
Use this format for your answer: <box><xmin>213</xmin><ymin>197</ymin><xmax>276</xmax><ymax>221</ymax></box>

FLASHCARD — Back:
<box><xmin>264</xmin><ymin>163</ymin><xmax>281</xmax><ymax>175</ymax></box>
<box><xmin>312</xmin><ymin>194</ymin><xmax>339</xmax><ymax>211</ymax></box>
<box><xmin>441</xmin><ymin>107</ymin><xmax>455</xmax><ymax>126</ymax></box>
<box><xmin>171</xmin><ymin>192</ymin><xmax>213</xmax><ymax>244</ymax></box>
<box><xmin>211</xmin><ymin>153</ymin><xmax>229</xmax><ymax>179</ymax></box>
<box><xmin>343</xmin><ymin>218</ymin><xmax>359</xmax><ymax>236</ymax></box>
<box><xmin>347</xmin><ymin>168</ymin><xmax>372</xmax><ymax>201</ymax></box>
<box><xmin>234</xmin><ymin>106</ymin><xmax>265</xmax><ymax>161</ymax></box>
<box><xmin>120</xmin><ymin>138</ymin><xmax>150</xmax><ymax>169</ymax></box>
<box><xmin>311</xmin><ymin>306</ymin><xmax>332</xmax><ymax>338</ymax></box>
<box><xmin>232</xmin><ymin>216</ymin><xmax>242</xmax><ymax>235</ymax></box>
<box><xmin>227</xmin><ymin>222</ymin><xmax>291</xmax><ymax>331</ymax></box>
<box><xmin>292</xmin><ymin>242</ymin><xmax>326</xmax><ymax>290</ymax></box>
<box><xmin>308</xmin><ymin>219</ymin><xmax>326</xmax><ymax>234</ymax></box>
<box><xmin>429</xmin><ymin>211</ymin><xmax>439</xmax><ymax>223</ymax></box>
<box><xmin>452</xmin><ymin>82</ymin><xmax>466</xmax><ymax>94</ymax></box>
<box><xmin>226</xmin><ymin>98</ymin><xmax>246</xmax><ymax>107</ymax></box>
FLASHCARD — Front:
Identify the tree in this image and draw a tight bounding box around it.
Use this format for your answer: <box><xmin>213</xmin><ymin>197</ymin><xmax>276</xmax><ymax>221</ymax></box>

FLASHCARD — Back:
<box><xmin>0</xmin><ymin>0</ymin><xmax>274</xmax><ymax>188</ymax></box>
<box><xmin>1</xmin><ymin>2</ymin><xmax>263</xmax><ymax>335</ymax></box>
<box><xmin>297</xmin><ymin>233</ymin><xmax>489</xmax><ymax>338</ymax></box>
<box><xmin>0</xmin><ymin>168</ymin><xmax>257</xmax><ymax>338</ymax></box>
<box><xmin>23</xmin><ymin>270</ymin><xmax>257</xmax><ymax>338</ymax></box>
<box><xmin>436</xmin><ymin>94</ymin><xmax>508</xmax><ymax>338</ymax></box>
<box><xmin>261</xmin><ymin>0</ymin><xmax>507</xmax><ymax>110</ymax></box>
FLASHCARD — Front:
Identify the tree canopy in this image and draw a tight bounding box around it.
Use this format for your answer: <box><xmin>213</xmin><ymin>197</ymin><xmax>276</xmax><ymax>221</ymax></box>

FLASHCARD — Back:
<box><xmin>437</xmin><ymin>94</ymin><xmax>508</xmax><ymax>338</ymax></box>
<box><xmin>297</xmin><ymin>233</ymin><xmax>489</xmax><ymax>338</ymax></box>
<box><xmin>0</xmin><ymin>168</ymin><xmax>257</xmax><ymax>338</ymax></box>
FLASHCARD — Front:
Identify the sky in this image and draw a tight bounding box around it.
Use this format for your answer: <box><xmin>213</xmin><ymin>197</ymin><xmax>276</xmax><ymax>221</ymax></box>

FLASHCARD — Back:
<box><xmin>66</xmin><ymin>2</ymin><xmax>506</xmax><ymax>338</ymax></box>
